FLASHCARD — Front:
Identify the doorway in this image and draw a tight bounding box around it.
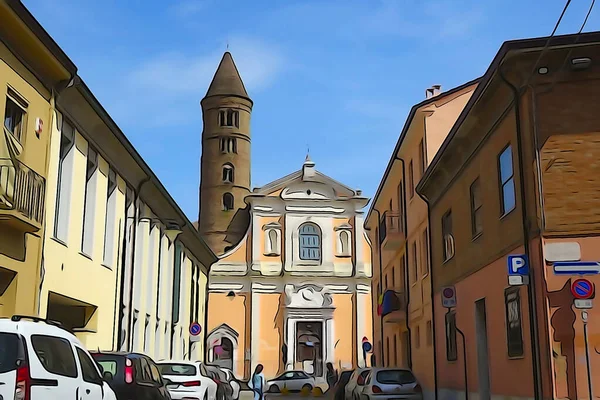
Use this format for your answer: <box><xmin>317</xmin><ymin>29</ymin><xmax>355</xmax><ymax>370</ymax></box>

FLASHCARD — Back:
<box><xmin>296</xmin><ymin>321</ymin><xmax>323</xmax><ymax>377</ymax></box>
<box><xmin>475</xmin><ymin>299</ymin><xmax>491</xmax><ymax>400</ymax></box>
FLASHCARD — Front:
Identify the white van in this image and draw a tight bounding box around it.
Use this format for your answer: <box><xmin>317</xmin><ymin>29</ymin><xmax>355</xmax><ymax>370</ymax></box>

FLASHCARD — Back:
<box><xmin>0</xmin><ymin>316</ymin><xmax>117</xmax><ymax>400</ymax></box>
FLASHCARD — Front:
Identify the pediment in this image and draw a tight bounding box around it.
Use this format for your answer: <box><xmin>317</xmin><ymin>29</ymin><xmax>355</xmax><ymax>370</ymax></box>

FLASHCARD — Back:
<box><xmin>256</xmin><ymin>171</ymin><xmax>358</xmax><ymax>199</ymax></box>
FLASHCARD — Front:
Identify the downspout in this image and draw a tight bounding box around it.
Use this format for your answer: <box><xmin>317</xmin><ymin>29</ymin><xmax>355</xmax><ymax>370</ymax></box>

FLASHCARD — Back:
<box><xmin>126</xmin><ymin>176</ymin><xmax>151</xmax><ymax>351</ymax></box>
<box><xmin>419</xmin><ymin>112</ymin><xmax>437</xmax><ymax>397</ymax></box>
<box><xmin>370</xmin><ymin>208</ymin><xmax>385</xmax><ymax>366</ymax></box>
<box><xmin>416</xmin><ymin>189</ymin><xmax>438</xmax><ymax>400</ymax></box>
<box><xmin>498</xmin><ymin>65</ymin><xmax>543</xmax><ymax>400</ymax></box>
<box><xmin>392</xmin><ymin>155</ymin><xmax>412</xmax><ymax>370</ymax></box>
<box><xmin>37</xmin><ymin>78</ymin><xmax>75</xmax><ymax>316</ymax></box>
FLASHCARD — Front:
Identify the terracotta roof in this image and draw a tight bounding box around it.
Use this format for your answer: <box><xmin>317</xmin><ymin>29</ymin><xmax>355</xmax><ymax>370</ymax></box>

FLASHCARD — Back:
<box><xmin>204</xmin><ymin>52</ymin><xmax>249</xmax><ymax>99</ymax></box>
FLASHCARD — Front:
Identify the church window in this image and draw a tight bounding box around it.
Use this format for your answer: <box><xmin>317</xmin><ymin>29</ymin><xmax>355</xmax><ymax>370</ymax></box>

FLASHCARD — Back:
<box><xmin>299</xmin><ymin>222</ymin><xmax>321</xmax><ymax>261</ymax></box>
<box><xmin>223</xmin><ymin>193</ymin><xmax>234</xmax><ymax>211</ymax></box>
<box><xmin>337</xmin><ymin>230</ymin><xmax>351</xmax><ymax>256</ymax></box>
<box><xmin>220</xmin><ymin>137</ymin><xmax>237</xmax><ymax>154</ymax></box>
<box><xmin>264</xmin><ymin>228</ymin><xmax>281</xmax><ymax>256</ymax></box>
<box><xmin>222</xmin><ymin>163</ymin><xmax>234</xmax><ymax>183</ymax></box>
<box><xmin>219</xmin><ymin>109</ymin><xmax>239</xmax><ymax>128</ymax></box>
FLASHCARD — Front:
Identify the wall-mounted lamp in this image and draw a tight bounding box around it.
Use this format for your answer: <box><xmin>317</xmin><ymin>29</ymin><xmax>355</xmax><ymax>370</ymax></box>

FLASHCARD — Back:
<box><xmin>227</xmin><ymin>291</ymin><xmax>236</xmax><ymax>300</ymax></box>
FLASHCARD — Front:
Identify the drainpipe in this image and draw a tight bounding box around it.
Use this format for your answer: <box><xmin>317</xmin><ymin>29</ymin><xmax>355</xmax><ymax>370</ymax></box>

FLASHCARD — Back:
<box><xmin>498</xmin><ymin>65</ymin><xmax>543</xmax><ymax>400</ymax></box>
<box><xmin>126</xmin><ymin>176</ymin><xmax>151</xmax><ymax>351</ymax></box>
<box><xmin>369</xmin><ymin>208</ymin><xmax>385</xmax><ymax>366</ymax></box>
<box><xmin>37</xmin><ymin>78</ymin><xmax>76</xmax><ymax>317</ymax></box>
<box><xmin>416</xmin><ymin>189</ymin><xmax>438</xmax><ymax>400</ymax></box>
<box><xmin>394</xmin><ymin>156</ymin><xmax>413</xmax><ymax>371</ymax></box>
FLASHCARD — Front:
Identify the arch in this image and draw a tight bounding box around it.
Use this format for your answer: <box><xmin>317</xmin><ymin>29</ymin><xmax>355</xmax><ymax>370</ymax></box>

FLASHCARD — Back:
<box><xmin>299</xmin><ymin>222</ymin><xmax>321</xmax><ymax>261</ymax></box>
<box><xmin>222</xmin><ymin>163</ymin><xmax>234</xmax><ymax>183</ymax></box>
<box><xmin>265</xmin><ymin>228</ymin><xmax>280</xmax><ymax>255</ymax></box>
<box><xmin>339</xmin><ymin>230</ymin><xmax>351</xmax><ymax>256</ymax></box>
<box><xmin>207</xmin><ymin>324</ymin><xmax>239</xmax><ymax>375</ymax></box>
<box><xmin>223</xmin><ymin>193</ymin><xmax>234</xmax><ymax>211</ymax></box>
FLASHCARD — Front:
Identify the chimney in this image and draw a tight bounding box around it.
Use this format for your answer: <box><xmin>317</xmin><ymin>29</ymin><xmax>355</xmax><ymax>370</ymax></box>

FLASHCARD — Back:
<box><xmin>425</xmin><ymin>84</ymin><xmax>442</xmax><ymax>99</ymax></box>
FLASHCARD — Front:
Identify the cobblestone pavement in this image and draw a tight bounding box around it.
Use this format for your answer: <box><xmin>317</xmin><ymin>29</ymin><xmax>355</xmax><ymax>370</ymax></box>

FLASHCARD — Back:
<box><xmin>239</xmin><ymin>390</ymin><xmax>333</xmax><ymax>400</ymax></box>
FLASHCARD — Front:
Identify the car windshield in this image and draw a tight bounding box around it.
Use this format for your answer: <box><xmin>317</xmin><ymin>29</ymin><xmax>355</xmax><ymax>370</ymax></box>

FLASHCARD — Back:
<box><xmin>96</xmin><ymin>360</ymin><xmax>118</xmax><ymax>376</ymax></box>
<box><xmin>0</xmin><ymin>333</ymin><xmax>23</xmax><ymax>373</ymax></box>
<box><xmin>340</xmin><ymin>371</ymin><xmax>353</xmax><ymax>383</ymax></box>
<box><xmin>376</xmin><ymin>370</ymin><xmax>416</xmax><ymax>385</ymax></box>
<box><xmin>158</xmin><ymin>363</ymin><xmax>196</xmax><ymax>376</ymax></box>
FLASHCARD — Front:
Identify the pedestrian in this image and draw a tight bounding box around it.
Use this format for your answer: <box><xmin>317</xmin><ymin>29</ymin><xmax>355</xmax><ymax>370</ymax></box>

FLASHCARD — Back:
<box><xmin>249</xmin><ymin>364</ymin><xmax>266</xmax><ymax>400</ymax></box>
<box><xmin>326</xmin><ymin>362</ymin><xmax>337</xmax><ymax>392</ymax></box>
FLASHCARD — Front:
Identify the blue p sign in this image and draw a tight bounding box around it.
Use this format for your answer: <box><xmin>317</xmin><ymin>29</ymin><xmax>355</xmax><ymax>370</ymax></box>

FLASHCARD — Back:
<box><xmin>508</xmin><ymin>255</ymin><xmax>529</xmax><ymax>276</ymax></box>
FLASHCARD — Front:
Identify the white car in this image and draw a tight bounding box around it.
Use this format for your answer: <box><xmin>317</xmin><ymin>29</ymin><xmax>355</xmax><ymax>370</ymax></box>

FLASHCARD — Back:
<box><xmin>266</xmin><ymin>370</ymin><xmax>315</xmax><ymax>393</ymax></box>
<box><xmin>0</xmin><ymin>315</ymin><xmax>117</xmax><ymax>400</ymax></box>
<box><xmin>357</xmin><ymin>368</ymin><xmax>422</xmax><ymax>400</ymax></box>
<box><xmin>157</xmin><ymin>360</ymin><xmax>217</xmax><ymax>400</ymax></box>
<box><xmin>345</xmin><ymin>368</ymin><xmax>371</xmax><ymax>400</ymax></box>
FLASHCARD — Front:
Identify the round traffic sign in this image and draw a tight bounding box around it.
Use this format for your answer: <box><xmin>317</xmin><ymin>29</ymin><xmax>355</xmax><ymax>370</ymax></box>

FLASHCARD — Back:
<box><xmin>189</xmin><ymin>322</ymin><xmax>202</xmax><ymax>336</ymax></box>
<box><xmin>443</xmin><ymin>287</ymin><xmax>455</xmax><ymax>298</ymax></box>
<box><xmin>362</xmin><ymin>341</ymin><xmax>372</xmax><ymax>352</ymax></box>
<box><xmin>571</xmin><ymin>279</ymin><xmax>594</xmax><ymax>300</ymax></box>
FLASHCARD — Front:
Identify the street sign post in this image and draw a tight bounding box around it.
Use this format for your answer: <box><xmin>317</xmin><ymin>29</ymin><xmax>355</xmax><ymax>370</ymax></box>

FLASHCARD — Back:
<box><xmin>441</xmin><ymin>286</ymin><xmax>457</xmax><ymax>308</ymax></box>
<box><xmin>507</xmin><ymin>255</ymin><xmax>529</xmax><ymax>286</ymax></box>
<box><xmin>553</xmin><ymin>261</ymin><xmax>600</xmax><ymax>275</ymax></box>
<box><xmin>361</xmin><ymin>339</ymin><xmax>372</xmax><ymax>365</ymax></box>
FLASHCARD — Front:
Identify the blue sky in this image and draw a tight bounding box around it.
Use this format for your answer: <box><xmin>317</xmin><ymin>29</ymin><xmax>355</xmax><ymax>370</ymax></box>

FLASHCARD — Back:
<box><xmin>24</xmin><ymin>0</ymin><xmax>598</xmax><ymax>220</ymax></box>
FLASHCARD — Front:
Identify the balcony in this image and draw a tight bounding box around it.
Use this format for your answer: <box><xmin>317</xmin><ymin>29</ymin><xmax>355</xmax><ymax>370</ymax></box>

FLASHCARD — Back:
<box><xmin>380</xmin><ymin>289</ymin><xmax>407</xmax><ymax>325</ymax></box>
<box><xmin>0</xmin><ymin>159</ymin><xmax>45</xmax><ymax>232</ymax></box>
<box><xmin>379</xmin><ymin>211</ymin><xmax>405</xmax><ymax>251</ymax></box>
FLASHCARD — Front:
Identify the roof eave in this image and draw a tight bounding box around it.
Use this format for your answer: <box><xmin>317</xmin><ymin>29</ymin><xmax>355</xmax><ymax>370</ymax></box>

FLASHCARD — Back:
<box><xmin>364</xmin><ymin>77</ymin><xmax>481</xmax><ymax>226</ymax></box>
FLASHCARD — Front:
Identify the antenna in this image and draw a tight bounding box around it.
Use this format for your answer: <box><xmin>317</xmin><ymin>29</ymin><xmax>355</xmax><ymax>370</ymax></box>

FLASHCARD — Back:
<box><xmin>226</xmin><ymin>41</ymin><xmax>230</xmax><ymax>50</ymax></box>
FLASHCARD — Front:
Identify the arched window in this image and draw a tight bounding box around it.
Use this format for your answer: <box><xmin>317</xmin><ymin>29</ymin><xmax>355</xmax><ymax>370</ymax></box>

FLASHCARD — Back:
<box><xmin>339</xmin><ymin>230</ymin><xmax>351</xmax><ymax>256</ymax></box>
<box><xmin>222</xmin><ymin>163</ymin><xmax>234</xmax><ymax>183</ymax></box>
<box><xmin>220</xmin><ymin>109</ymin><xmax>239</xmax><ymax>127</ymax></box>
<box><xmin>223</xmin><ymin>193</ymin><xmax>234</xmax><ymax>211</ymax></box>
<box><xmin>299</xmin><ymin>222</ymin><xmax>321</xmax><ymax>261</ymax></box>
<box><xmin>264</xmin><ymin>229</ymin><xmax>280</xmax><ymax>255</ymax></box>
<box><xmin>220</xmin><ymin>137</ymin><xmax>237</xmax><ymax>154</ymax></box>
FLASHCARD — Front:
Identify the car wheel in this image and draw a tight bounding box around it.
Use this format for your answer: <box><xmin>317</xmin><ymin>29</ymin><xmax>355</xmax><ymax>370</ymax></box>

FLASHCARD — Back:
<box><xmin>269</xmin><ymin>385</ymin><xmax>280</xmax><ymax>393</ymax></box>
<box><xmin>302</xmin><ymin>384</ymin><xmax>313</xmax><ymax>391</ymax></box>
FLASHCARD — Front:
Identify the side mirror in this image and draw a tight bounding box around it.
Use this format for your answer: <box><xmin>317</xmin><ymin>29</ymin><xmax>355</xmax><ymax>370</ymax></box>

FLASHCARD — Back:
<box><xmin>163</xmin><ymin>378</ymin><xmax>173</xmax><ymax>387</ymax></box>
<box><xmin>102</xmin><ymin>371</ymin><xmax>114</xmax><ymax>381</ymax></box>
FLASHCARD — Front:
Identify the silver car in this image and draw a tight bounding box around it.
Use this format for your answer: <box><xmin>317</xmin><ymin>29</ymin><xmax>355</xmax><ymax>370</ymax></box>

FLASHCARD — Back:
<box><xmin>267</xmin><ymin>371</ymin><xmax>315</xmax><ymax>392</ymax></box>
<box><xmin>357</xmin><ymin>368</ymin><xmax>422</xmax><ymax>400</ymax></box>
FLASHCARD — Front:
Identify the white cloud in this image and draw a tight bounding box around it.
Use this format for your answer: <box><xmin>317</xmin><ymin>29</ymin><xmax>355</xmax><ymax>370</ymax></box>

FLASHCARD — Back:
<box><xmin>128</xmin><ymin>37</ymin><xmax>285</xmax><ymax>96</ymax></box>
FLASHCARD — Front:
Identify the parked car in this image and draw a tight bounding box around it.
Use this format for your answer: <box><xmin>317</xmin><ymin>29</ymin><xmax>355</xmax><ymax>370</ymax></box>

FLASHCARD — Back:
<box><xmin>266</xmin><ymin>370</ymin><xmax>315</xmax><ymax>393</ymax></box>
<box><xmin>220</xmin><ymin>368</ymin><xmax>240</xmax><ymax>400</ymax></box>
<box><xmin>344</xmin><ymin>368</ymin><xmax>371</xmax><ymax>400</ymax></box>
<box><xmin>205</xmin><ymin>365</ymin><xmax>234</xmax><ymax>400</ymax></box>
<box><xmin>331</xmin><ymin>369</ymin><xmax>353</xmax><ymax>400</ymax></box>
<box><xmin>356</xmin><ymin>368</ymin><xmax>422</xmax><ymax>400</ymax></box>
<box><xmin>157</xmin><ymin>360</ymin><xmax>217</xmax><ymax>400</ymax></box>
<box><xmin>0</xmin><ymin>315</ymin><xmax>117</xmax><ymax>400</ymax></box>
<box><xmin>91</xmin><ymin>351</ymin><xmax>171</xmax><ymax>400</ymax></box>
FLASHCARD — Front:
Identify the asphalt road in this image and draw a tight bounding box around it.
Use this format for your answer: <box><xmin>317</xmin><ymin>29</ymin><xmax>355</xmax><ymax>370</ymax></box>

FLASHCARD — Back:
<box><xmin>240</xmin><ymin>390</ymin><xmax>333</xmax><ymax>400</ymax></box>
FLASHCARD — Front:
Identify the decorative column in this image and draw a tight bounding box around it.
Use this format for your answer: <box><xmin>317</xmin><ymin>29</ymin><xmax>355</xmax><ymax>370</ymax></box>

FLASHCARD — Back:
<box><xmin>286</xmin><ymin>318</ymin><xmax>296</xmax><ymax>370</ymax></box>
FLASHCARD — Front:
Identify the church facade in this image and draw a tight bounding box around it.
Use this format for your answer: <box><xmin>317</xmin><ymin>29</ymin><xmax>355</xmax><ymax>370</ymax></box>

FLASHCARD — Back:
<box><xmin>198</xmin><ymin>53</ymin><xmax>373</xmax><ymax>381</ymax></box>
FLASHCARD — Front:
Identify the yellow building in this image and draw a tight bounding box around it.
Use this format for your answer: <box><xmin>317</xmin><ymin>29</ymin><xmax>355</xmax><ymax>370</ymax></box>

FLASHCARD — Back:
<box><xmin>364</xmin><ymin>81</ymin><xmax>477</xmax><ymax>399</ymax></box>
<box><xmin>199</xmin><ymin>53</ymin><xmax>373</xmax><ymax>382</ymax></box>
<box><xmin>206</xmin><ymin>156</ymin><xmax>373</xmax><ymax>382</ymax></box>
<box><xmin>0</xmin><ymin>0</ymin><xmax>77</xmax><ymax>317</ymax></box>
<box><xmin>37</xmin><ymin>75</ymin><xmax>217</xmax><ymax>359</ymax></box>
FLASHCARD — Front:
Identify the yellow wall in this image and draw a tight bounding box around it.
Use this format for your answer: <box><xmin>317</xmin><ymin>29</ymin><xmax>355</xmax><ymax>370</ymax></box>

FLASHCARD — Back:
<box><xmin>0</xmin><ymin>41</ymin><xmax>52</xmax><ymax>317</ymax></box>
<box><xmin>208</xmin><ymin>292</ymin><xmax>247</xmax><ymax>374</ymax></box>
<box><xmin>257</xmin><ymin>293</ymin><xmax>283</xmax><ymax>378</ymax></box>
<box><xmin>332</xmin><ymin>293</ymin><xmax>353</xmax><ymax>368</ymax></box>
<box><xmin>41</xmin><ymin>121</ymin><xmax>122</xmax><ymax>350</ymax></box>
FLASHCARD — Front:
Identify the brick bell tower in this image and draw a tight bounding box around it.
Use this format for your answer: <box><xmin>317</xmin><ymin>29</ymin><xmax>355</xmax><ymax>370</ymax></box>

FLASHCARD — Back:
<box><xmin>198</xmin><ymin>52</ymin><xmax>252</xmax><ymax>255</ymax></box>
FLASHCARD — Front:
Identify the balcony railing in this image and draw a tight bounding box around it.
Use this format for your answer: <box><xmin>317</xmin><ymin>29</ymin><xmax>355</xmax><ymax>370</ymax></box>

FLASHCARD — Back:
<box><xmin>379</xmin><ymin>211</ymin><xmax>405</xmax><ymax>251</ymax></box>
<box><xmin>0</xmin><ymin>159</ymin><xmax>45</xmax><ymax>232</ymax></box>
